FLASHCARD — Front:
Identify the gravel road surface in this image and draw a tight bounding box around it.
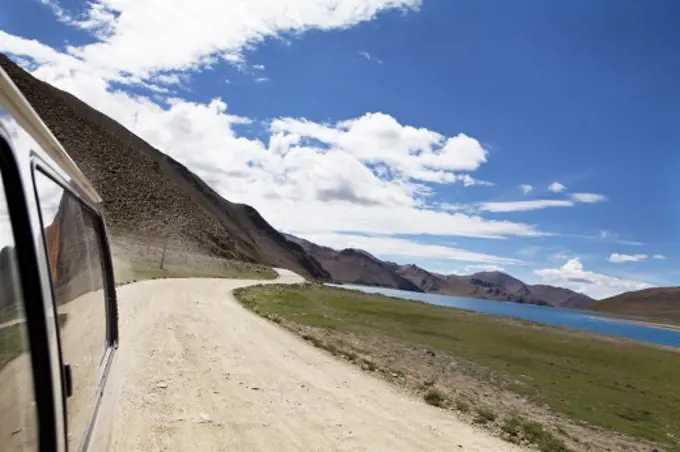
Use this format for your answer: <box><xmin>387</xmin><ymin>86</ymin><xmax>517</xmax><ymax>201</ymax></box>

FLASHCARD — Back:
<box><xmin>110</xmin><ymin>271</ymin><xmax>522</xmax><ymax>451</ymax></box>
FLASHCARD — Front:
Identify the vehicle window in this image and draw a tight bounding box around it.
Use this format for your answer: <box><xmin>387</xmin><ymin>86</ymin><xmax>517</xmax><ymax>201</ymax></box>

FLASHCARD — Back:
<box><xmin>0</xmin><ymin>172</ymin><xmax>38</xmax><ymax>451</ymax></box>
<box><xmin>34</xmin><ymin>170</ymin><xmax>108</xmax><ymax>450</ymax></box>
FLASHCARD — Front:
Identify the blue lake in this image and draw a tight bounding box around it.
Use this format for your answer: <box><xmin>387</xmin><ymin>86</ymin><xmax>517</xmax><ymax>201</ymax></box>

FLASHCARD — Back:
<box><xmin>335</xmin><ymin>284</ymin><xmax>680</xmax><ymax>348</ymax></box>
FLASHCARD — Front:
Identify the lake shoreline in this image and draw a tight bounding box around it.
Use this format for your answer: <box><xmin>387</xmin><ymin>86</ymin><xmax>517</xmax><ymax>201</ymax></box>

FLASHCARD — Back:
<box><xmin>339</xmin><ymin>283</ymin><xmax>680</xmax><ymax>348</ymax></box>
<box><xmin>588</xmin><ymin>315</ymin><xmax>680</xmax><ymax>332</ymax></box>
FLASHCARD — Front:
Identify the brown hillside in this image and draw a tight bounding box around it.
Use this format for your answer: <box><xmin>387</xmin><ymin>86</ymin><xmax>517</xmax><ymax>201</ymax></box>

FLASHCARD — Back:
<box><xmin>0</xmin><ymin>54</ymin><xmax>329</xmax><ymax>279</ymax></box>
<box><xmin>285</xmin><ymin>233</ymin><xmax>594</xmax><ymax>307</ymax></box>
<box><xmin>284</xmin><ymin>234</ymin><xmax>422</xmax><ymax>291</ymax></box>
<box><xmin>590</xmin><ymin>287</ymin><xmax>680</xmax><ymax>323</ymax></box>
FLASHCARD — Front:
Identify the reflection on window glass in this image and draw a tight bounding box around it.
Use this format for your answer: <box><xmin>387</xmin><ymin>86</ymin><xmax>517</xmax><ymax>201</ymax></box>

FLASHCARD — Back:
<box><xmin>0</xmin><ymin>173</ymin><xmax>37</xmax><ymax>451</ymax></box>
<box><xmin>35</xmin><ymin>170</ymin><xmax>107</xmax><ymax>450</ymax></box>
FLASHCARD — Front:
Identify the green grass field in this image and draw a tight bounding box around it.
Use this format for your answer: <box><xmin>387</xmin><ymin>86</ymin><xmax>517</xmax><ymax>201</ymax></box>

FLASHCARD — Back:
<box><xmin>235</xmin><ymin>284</ymin><xmax>680</xmax><ymax>451</ymax></box>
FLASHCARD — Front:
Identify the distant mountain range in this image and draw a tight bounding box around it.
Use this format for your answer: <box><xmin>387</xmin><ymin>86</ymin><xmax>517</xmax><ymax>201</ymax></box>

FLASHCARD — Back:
<box><xmin>284</xmin><ymin>234</ymin><xmax>595</xmax><ymax>309</ymax></box>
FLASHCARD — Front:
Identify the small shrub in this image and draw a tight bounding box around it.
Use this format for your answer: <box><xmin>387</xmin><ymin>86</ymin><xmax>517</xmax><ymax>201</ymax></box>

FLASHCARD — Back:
<box><xmin>417</xmin><ymin>378</ymin><xmax>436</xmax><ymax>391</ymax></box>
<box><xmin>474</xmin><ymin>406</ymin><xmax>496</xmax><ymax>424</ymax></box>
<box><xmin>324</xmin><ymin>343</ymin><xmax>340</xmax><ymax>355</ymax></box>
<box><xmin>423</xmin><ymin>389</ymin><xmax>447</xmax><ymax>408</ymax></box>
<box><xmin>345</xmin><ymin>351</ymin><xmax>358</xmax><ymax>361</ymax></box>
<box><xmin>361</xmin><ymin>358</ymin><xmax>377</xmax><ymax>371</ymax></box>
<box><xmin>501</xmin><ymin>415</ymin><xmax>522</xmax><ymax>437</ymax></box>
<box><xmin>455</xmin><ymin>399</ymin><xmax>471</xmax><ymax>413</ymax></box>
<box><xmin>522</xmin><ymin>421</ymin><xmax>570</xmax><ymax>452</ymax></box>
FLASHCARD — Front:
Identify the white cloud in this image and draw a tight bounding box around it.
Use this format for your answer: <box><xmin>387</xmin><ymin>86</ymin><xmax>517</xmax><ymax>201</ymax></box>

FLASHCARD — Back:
<box><xmin>253</xmin><ymin>64</ymin><xmax>265</xmax><ymax>70</ymax></box>
<box><xmin>459</xmin><ymin>174</ymin><xmax>493</xmax><ymax>187</ymax></box>
<box><xmin>598</xmin><ymin>230</ymin><xmax>643</xmax><ymax>246</ymax></box>
<box><xmin>534</xmin><ymin>258</ymin><xmax>652</xmax><ymax>299</ymax></box>
<box><xmin>550</xmin><ymin>251</ymin><xmax>572</xmax><ymax>262</ymax></box>
<box><xmin>2</xmin><ymin>33</ymin><xmax>551</xmax><ymax>242</ymax></box>
<box><xmin>38</xmin><ymin>0</ymin><xmax>78</xmax><ymax>26</ymax></box>
<box><xmin>297</xmin><ymin>233</ymin><xmax>520</xmax><ymax>265</ymax></box>
<box><xmin>36</xmin><ymin>0</ymin><xmax>420</xmax><ymax>83</ymax></box>
<box><xmin>652</xmin><ymin>254</ymin><xmax>667</xmax><ymax>260</ymax></box>
<box><xmin>548</xmin><ymin>181</ymin><xmax>567</xmax><ymax>193</ymax></box>
<box><xmin>4</xmin><ymin>0</ymin><xmax>581</xmax><ymax>278</ymax></box>
<box><xmin>571</xmin><ymin>193</ymin><xmax>607</xmax><ymax>203</ymax></box>
<box><xmin>266</xmin><ymin>200</ymin><xmax>546</xmax><ymax>238</ymax></box>
<box><xmin>359</xmin><ymin>51</ymin><xmax>372</xmax><ymax>60</ymax></box>
<box><xmin>519</xmin><ymin>184</ymin><xmax>532</xmax><ymax>194</ymax></box>
<box><xmin>608</xmin><ymin>253</ymin><xmax>648</xmax><ymax>263</ymax></box>
<box><xmin>358</xmin><ymin>50</ymin><xmax>383</xmax><ymax>64</ymax></box>
<box><xmin>437</xmin><ymin>203</ymin><xmax>466</xmax><ymax>212</ymax></box>
<box><xmin>463</xmin><ymin>264</ymin><xmax>505</xmax><ymax>273</ymax></box>
<box><xmin>271</xmin><ymin>114</ymin><xmax>489</xmax><ymax>183</ymax></box>
<box><xmin>478</xmin><ymin>199</ymin><xmax>574</xmax><ymax>213</ymax></box>
<box><xmin>254</xmin><ymin>76</ymin><xmax>269</xmax><ymax>83</ymax></box>
<box><xmin>477</xmin><ymin>190</ymin><xmax>608</xmax><ymax>214</ymax></box>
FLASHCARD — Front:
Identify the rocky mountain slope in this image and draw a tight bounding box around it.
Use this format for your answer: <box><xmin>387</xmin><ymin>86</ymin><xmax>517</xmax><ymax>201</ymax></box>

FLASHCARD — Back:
<box><xmin>590</xmin><ymin>287</ymin><xmax>680</xmax><ymax>323</ymax></box>
<box><xmin>1</xmin><ymin>54</ymin><xmax>329</xmax><ymax>279</ymax></box>
<box><xmin>396</xmin><ymin>266</ymin><xmax>593</xmax><ymax>308</ymax></box>
<box><xmin>288</xmin><ymin>234</ymin><xmax>594</xmax><ymax>308</ymax></box>
<box><xmin>283</xmin><ymin>235</ymin><xmax>421</xmax><ymax>291</ymax></box>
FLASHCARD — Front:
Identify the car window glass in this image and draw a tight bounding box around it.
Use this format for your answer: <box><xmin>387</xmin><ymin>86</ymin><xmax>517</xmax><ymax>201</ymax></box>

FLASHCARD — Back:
<box><xmin>0</xmin><ymin>171</ymin><xmax>38</xmax><ymax>451</ymax></box>
<box><xmin>34</xmin><ymin>170</ymin><xmax>107</xmax><ymax>450</ymax></box>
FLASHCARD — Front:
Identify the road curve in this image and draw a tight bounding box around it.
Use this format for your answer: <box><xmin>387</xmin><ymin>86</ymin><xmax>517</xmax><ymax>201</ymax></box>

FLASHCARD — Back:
<box><xmin>110</xmin><ymin>270</ymin><xmax>522</xmax><ymax>452</ymax></box>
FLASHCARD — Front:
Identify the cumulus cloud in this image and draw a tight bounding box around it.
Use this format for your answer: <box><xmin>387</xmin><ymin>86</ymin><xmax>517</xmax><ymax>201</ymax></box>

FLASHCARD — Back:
<box><xmin>1</xmin><ymin>29</ymin><xmax>549</xmax><ymax>254</ymax></box>
<box><xmin>519</xmin><ymin>184</ymin><xmax>532</xmax><ymax>194</ymax></box>
<box><xmin>548</xmin><ymin>181</ymin><xmax>567</xmax><ymax>193</ymax></box>
<box><xmin>2</xmin><ymin>0</ymin><xmax>577</xmax><ymax>271</ymax></box>
<box><xmin>271</xmin><ymin>114</ymin><xmax>489</xmax><ymax>183</ymax></box>
<box><xmin>571</xmin><ymin>193</ymin><xmax>607</xmax><ymax>203</ymax></box>
<box><xmin>652</xmin><ymin>254</ymin><xmax>667</xmax><ymax>260</ymax></box>
<box><xmin>35</xmin><ymin>0</ymin><xmax>421</xmax><ymax>83</ymax></box>
<box><xmin>608</xmin><ymin>253</ymin><xmax>648</xmax><ymax>263</ymax></box>
<box><xmin>478</xmin><ymin>200</ymin><xmax>574</xmax><ymax>213</ymax></box>
<box><xmin>534</xmin><ymin>258</ymin><xmax>651</xmax><ymax>299</ymax></box>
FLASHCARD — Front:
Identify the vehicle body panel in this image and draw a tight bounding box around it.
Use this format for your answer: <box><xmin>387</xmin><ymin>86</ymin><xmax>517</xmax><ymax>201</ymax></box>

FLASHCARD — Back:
<box><xmin>0</xmin><ymin>66</ymin><xmax>118</xmax><ymax>452</ymax></box>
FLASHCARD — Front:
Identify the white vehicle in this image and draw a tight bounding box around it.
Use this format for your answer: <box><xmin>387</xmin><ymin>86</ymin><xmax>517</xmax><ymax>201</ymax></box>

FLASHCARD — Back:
<box><xmin>0</xmin><ymin>67</ymin><xmax>119</xmax><ymax>451</ymax></box>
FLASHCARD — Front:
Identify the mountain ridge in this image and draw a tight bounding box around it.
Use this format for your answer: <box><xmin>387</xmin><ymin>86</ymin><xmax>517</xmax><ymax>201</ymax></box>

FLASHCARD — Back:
<box><xmin>283</xmin><ymin>234</ymin><xmax>422</xmax><ymax>291</ymax></box>
<box><xmin>286</xmin><ymin>233</ymin><xmax>595</xmax><ymax>308</ymax></box>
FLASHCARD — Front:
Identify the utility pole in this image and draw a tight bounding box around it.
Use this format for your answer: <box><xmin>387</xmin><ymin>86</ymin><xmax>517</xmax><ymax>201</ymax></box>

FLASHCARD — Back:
<box><xmin>160</xmin><ymin>232</ymin><xmax>169</xmax><ymax>270</ymax></box>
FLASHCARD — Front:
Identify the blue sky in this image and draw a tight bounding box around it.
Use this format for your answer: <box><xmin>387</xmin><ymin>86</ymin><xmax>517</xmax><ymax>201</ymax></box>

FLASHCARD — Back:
<box><xmin>2</xmin><ymin>0</ymin><xmax>679</xmax><ymax>298</ymax></box>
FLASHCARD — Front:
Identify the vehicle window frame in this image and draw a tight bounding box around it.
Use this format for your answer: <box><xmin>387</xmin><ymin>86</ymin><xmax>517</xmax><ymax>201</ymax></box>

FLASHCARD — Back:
<box><xmin>0</xmin><ymin>131</ymin><xmax>60</xmax><ymax>451</ymax></box>
<box><xmin>30</xmin><ymin>155</ymin><xmax>118</xmax><ymax>451</ymax></box>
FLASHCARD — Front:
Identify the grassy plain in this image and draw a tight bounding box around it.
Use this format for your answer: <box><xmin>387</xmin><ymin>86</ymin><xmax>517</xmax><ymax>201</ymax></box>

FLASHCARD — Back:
<box><xmin>235</xmin><ymin>284</ymin><xmax>680</xmax><ymax>451</ymax></box>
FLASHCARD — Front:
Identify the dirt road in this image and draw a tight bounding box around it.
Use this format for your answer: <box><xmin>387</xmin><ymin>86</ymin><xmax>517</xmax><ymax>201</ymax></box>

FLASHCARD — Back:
<box><xmin>111</xmin><ymin>271</ymin><xmax>521</xmax><ymax>451</ymax></box>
